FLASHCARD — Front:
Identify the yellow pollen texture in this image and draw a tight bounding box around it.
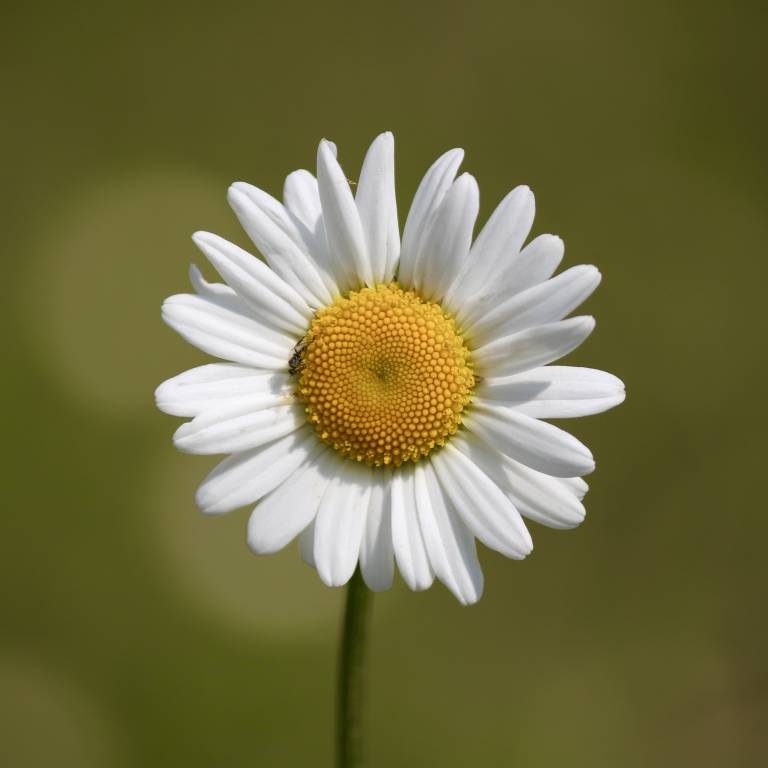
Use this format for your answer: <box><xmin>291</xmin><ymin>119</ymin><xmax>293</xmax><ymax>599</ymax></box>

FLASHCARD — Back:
<box><xmin>296</xmin><ymin>283</ymin><xmax>474</xmax><ymax>466</ymax></box>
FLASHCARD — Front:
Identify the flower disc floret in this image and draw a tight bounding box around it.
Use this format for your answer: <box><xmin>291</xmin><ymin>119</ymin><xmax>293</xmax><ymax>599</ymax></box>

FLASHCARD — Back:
<box><xmin>297</xmin><ymin>283</ymin><xmax>474</xmax><ymax>466</ymax></box>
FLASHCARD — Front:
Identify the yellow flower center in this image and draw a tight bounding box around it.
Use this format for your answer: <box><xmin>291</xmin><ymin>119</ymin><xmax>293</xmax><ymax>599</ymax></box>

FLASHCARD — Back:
<box><xmin>295</xmin><ymin>283</ymin><xmax>474</xmax><ymax>466</ymax></box>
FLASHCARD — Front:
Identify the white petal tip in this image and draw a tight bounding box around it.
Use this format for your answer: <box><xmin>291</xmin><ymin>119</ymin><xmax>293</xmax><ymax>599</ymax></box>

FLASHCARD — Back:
<box><xmin>171</xmin><ymin>423</ymin><xmax>197</xmax><ymax>454</ymax></box>
<box><xmin>586</xmin><ymin>265</ymin><xmax>602</xmax><ymax>286</ymax></box>
<box><xmin>456</xmin><ymin>591</ymin><xmax>483</xmax><ymax>607</ymax></box>
<box><xmin>564</xmin><ymin>512</ymin><xmax>587</xmax><ymax>530</ymax></box>
<box><xmin>318</xmin><ymin>570</ymin><xmax>353</xmax><ymax>589</ymax></box>
<box><xmin>455</xmin><ymin>172</ymin><xmax>479</xmax><ymax>192</ymax></box>
<box><xmin>160</xmin><ymin>298</ymin><xmax>176</xmax><ymax>324</ymax></box>
<box><xmin>530</xmin><ymin>233</ymin><xmax>564</xmax><ymax>255</ymax></box>
<box><xmin>191</xmin><ymin>231</ymin><xmax>218</xmax><ymax>249</ymax></box>
<box><xmin>154</xmin><ymin>381</ymin><xmax>173</xmax><ymax>413</ymax></box>
<box><xmin>318</xmin><ymin>139</ymin><xmax>337</xmax><ymax>159</ymax></box>
<box><xmin>362</xmin><ymin>578</ymin><xmax>393</xmax><ymax>593</ymax></box>
<box><xmin>525</xmin><ymin>540</ymin><xmax>534</xmax><ymax>556</ymax></box>
<box><xmin>246</xmin><ymin>529</ymin><xmax>279</xmax><ymax>557</ymax></box>
<box><xmin>408</xmin><ymin>576</ymin><xmax>435</xmax><ymax>592</ymax></box>
<box><xmin>372</xmin><ymin>130</ymin><xmax>394</xmax><ymax>146</ymax></box>
<box><xmin>226</xmin><ymin>185</ymin><xmax>249</xmax><ymax>208</ymax></box>
<box><xmin>229</xmin><ymin>181</ymin><xmax>252</xmax><ymax>194</ymax></box>
<box><xmin>194</xmin><ymin>491</ymin><xmax>221</xmax><ymax>516</ymax></box>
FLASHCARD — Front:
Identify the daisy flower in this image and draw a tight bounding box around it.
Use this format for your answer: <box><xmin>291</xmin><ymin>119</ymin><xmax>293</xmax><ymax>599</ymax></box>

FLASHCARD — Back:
<box><xmin>155</xmin><ymin>133</ymin><xmax>624</xmax><ymax>605</ymax></box>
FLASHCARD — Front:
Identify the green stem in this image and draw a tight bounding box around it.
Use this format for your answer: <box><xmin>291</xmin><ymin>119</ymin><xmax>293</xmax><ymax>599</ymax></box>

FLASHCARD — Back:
<box><xmin>336</xmin><ymin>567</ymin><xmax>372</xmax><ymax>768</ymax></box>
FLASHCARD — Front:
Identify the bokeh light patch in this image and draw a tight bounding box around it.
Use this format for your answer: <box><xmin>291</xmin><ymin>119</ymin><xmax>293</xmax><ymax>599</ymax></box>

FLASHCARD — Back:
<box><xmin>21</xmin><ymin>168</ymin><xmax>231</xmax><ymax>418</ymax></box>
<box><xmin>145</xmin><ymin>447</ymin><xmax>345</xmax><ymax>644</ymax></box>
<box><xmin>0</xmin><ymin>653</ymin><xmax>124</xmax><ymax>768</ymax></box>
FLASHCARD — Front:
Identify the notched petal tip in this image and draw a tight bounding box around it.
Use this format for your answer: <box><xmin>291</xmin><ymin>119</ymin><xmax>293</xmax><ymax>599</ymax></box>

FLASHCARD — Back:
<box><xmin>456</xmin><ymin>589</ymin><xmax>483</xmax><ymax>607</ymax></box>
<box><xmin>171</xmin><ymin>421</ymin><xmax>198</xmax><ymax>454</ymax></box>
<box><xmin>317</xmin><ymin>567</ymin><xmax>353</xmax><ymax>589</ymax></box>
<box><xmin>317</xmin><ymin>140</ymin><xmax>343</xmax><ymax>177</ymax></box>
<box><xmin>515</xmin><ymin>527</ymin><xmax>534</xmax><ymax>559</ymax></box>
<box><xmin>548</xmin><ymin>234</ymin><xmax>564</xmax><ymax>250</ymax></box>
<box><xmin>607</xmin><ymin>371</ymin><xmax>627</xmax><ymax>396</ymax></box>
<box><xmin>194</xmin><ymin>485</ymin><xmax>219</xmax><ymax>516</ymax></box>
<box><xmin>579</xmin><ymin>265</ymin><xmax>603</xmax><ymax>294</ymax></box>
<box><xmin>318</xmin><ymin>139</ymin><xmax>338</xmax><ymax>159</ymax></box>
<box><xmin>226</xmin><ymin>184</ymin><xmax>249</xmax><ymax>209</ymax></box>
<box><xmin>160</xmin><ymin>294</ymin><xmax>182</xmax><ymax>324</ymax></box>
<box><xmin>562</xmin><ymin>508</ymin><xmax>587</xmax><ymax>530</ymax></box>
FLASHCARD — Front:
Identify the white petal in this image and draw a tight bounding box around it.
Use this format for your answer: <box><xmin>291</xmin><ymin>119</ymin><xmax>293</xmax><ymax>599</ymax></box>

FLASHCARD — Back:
<box><xmin>385</xmin><ymin>188</ymin><xmax>401</xmax><ymax>283</ymax></box>
<box><xmin>195</xmin><ymin>426</ymin><xmax>320</xmax><ymax>515</ymax></box>
<box><xmin>228</xmin><ymin>184</ymin><xmax>334</xmax><ymax>307</ymax></box>
<box><xmin>399</xmin><ymin>148</ymin><xmax>463</xmax><ymax>288</ymax></box>
<box><xmin>453</xmin><ymin>235</ymin><xmax>565</xmax><ymax>327</ymax></box>
<box><xmin>416</xmin><ymin>173</ymin><xmax>479</xmax><ymax>303</ymax></box>
<box><xmin>444</xmin><ymin>185</ymin><xmax>534</xmax><ymax>310</ymax></box>
<box><xmin>478</xmin><ymin>366</ymin><xmax>626</xmax><ymax>418</ymax></box>
<box><xmin>283</xmin><ymin>169</ymin><xmax>322</xmax><ymax>228</ymax></box>
<box><xmin>390</xmin><ymin>465</ymin><xmax>434</xmax><ymax>591</ymax></box>
<box><xmin>464</xmin><ymin>403</ymin><xmax>595</xmax><ymax>477</ymax></box>
<box><xmin>173</xmin><ymin>400</ymin><xmax>304</xmax><ymax>455</ymax></box>
<box><xmin>239</xmin><ymin>180</ymin><xmax>343</xmax><ymax>299</ymax></box>
<box><xmin>414</xmin><ymin>463</ymin><xmax>483</xmax><ymax>605</ymax></box>
<box><xmin>359</xmin><ymin>470</ymin><xmax>394</xmax><ymax>592</ymax></box>
<box><xmin>430</xmin><ymin>444</ymin><xmax>532</xmax><ymax>559</ymax></box>
<box><xmin>356</xmin><ymin>132</ymin><xmax>400</xmax><ymax>284</ymax></box>
<box><xmin>299</xmin><ymin>518</ymin><xmax>317</xmax><ymax>568</ymax></box>
<box><xmin>465</xmin><ymin>265</ymin><xmax>601</xmax><ymax>345</ymax></box>
<box><xmin>155</xmin><ymin>365</ymin><xmax>292</xmax><ymax>417</ymax></box>
<box><xmin>187</xmin><ymin>264</ymin><xmax>286</xmax><ymax>332</ymax></box>
<box><xmin>560</xmin><ymin>476</ymin><xmax>589</xmax><ymax>500</ymax></box>
<box><xmin>280</xmin><ymin>171</ymin><xmax>342</xmax><ymax>298</ymax></box>
<box><xmin>317</xmin><ymin>139</ymin><xmax>372</xmax><ymax>289</ymax></box>
<box><xmin>473</xmin><ymin>316</ymin><xmax>596</xmax><ymax>378</ymax></box>
<box><xmin>247</xmin><ymin>447</ymin><xmax>333</xmax><ymax>554</ymax></box>
<box><xmin>192</xmin><ymin>232</ymin><xmax>311</xmax><ymax>336</ymax></box>
<box><xmin>161</xmin><ymin>293</ymin><xmax>294</xmax><ymax>369</ymax></box>
<box><xmin>452</xmin><ymin>434</ymin><xmax>586</xmax><ymax>529</ymax></box>
<box><xmin>314</xmin><ymin>460</ymin><xmax>372</xmax><ymax>587</ymax></box>
<box><xmin>503</xmin><ymin>234</ymin><xmax>565</xmax><ymax>294</ymax></box>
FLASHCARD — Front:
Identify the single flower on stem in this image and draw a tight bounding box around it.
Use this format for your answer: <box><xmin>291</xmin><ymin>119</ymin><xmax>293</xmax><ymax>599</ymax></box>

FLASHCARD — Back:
<box><xmin>155</xmin><ymin>132</ymin><xmax>625</xmax><ymax>766</ymax></box>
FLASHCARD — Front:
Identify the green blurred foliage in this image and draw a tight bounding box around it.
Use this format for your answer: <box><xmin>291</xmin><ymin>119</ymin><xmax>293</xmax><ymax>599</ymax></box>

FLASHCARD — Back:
<box><xmin>1</xmin><ymin>0</ymin><xmax>766</xmax><ymax>765</ymax></box>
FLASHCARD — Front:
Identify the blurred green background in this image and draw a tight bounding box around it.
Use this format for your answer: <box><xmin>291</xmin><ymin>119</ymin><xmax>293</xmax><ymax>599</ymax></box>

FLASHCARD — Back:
<box><xmin>2</xmin><ymin>0</ymin><xmax>766</xmax><ymax>765</ymax></box>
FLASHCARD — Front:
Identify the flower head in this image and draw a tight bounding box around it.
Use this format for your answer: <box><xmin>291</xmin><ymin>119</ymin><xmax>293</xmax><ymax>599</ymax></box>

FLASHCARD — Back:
<box><xmin>156</xmin><ymin>133</ymin><xmax>624</xmax><ymax>604</ymax></box>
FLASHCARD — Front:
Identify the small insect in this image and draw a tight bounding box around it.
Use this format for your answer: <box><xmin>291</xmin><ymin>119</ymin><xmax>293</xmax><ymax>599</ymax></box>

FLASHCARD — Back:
<box><xmin>289</xmin><ymin>337</ymin><xmax>309</xmax><ymax>376</ymax></box>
